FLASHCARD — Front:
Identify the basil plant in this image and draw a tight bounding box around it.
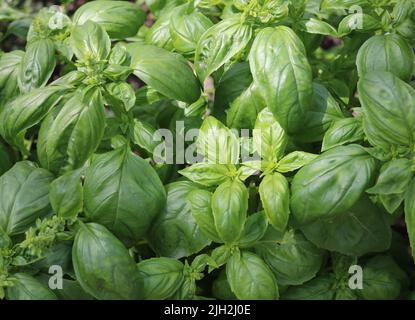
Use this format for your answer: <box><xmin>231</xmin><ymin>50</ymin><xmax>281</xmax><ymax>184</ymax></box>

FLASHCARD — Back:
<box><xmin>0</xmin><ymin>0</ymin><xmax>415</xmax><ymax>300</ymax></box>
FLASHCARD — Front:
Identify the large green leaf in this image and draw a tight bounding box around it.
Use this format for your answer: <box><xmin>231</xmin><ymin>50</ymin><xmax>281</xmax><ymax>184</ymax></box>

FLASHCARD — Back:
<box><xmin>37</xmin><ymin>90</ymin><xmax>105</xmax><ymax>174</ymax></box>
<box><xmin>72</xmin><ymin>223</ymin><xmax>143</xmax><ymax>300</ymax></box>
<box><xmin>356</xmin><ymin>34</ymin><xmax>414</xmax><ymax>81</ymax></box>
<box><xmin>295</xmin><ymin>82</ymin><xmax>344</xmax><ymax>143</ymax></box>
<box><xmin>187</xmin><ymin>189</ymin><xmax>222</xmax><ymax>243</ymax></box>
<box><xmin>0</xmin><ymin>85</ymin><xmax>67</xmax><ymax>153</ymax></box>
<box><xmin>128</xmin><ymin>44</ymin><xmax>200</xmax><ymax>103</ymax></box>
<box><xmin>195</xmin><ymin>16</ymin><xmax>252</xmax><ymax>81</ymax></box>
<box><xmin>0</xmin><ymin>161</ymin><xmax>53</xmax><ymax>236</ymax></box>
<box><xmin>0</xmin><ymin>50</ymin><xmax>24</xmax><ymax>104</ymax></box>
<box><xmin>358</xmin><ymin>255</ymin><xmax>407</xmax><ymax>300</ymax></box>
<box><xmin>18</xmin><ymin>38</ymin><xmax>56</xmax><ymax>93</ymax></box>
<box><xmin>49</xmin><ymin>169</ymin><xmax>83</xmax><ymax>220</ymax></box>
<box><xmin>255</xmin><ymin>228</ymin><xmax>325</xmax><ymax>286</ymax></box>
<box><xmin>137</xmin><ymin>257</ymin><xmax>184</xmax><ymax>300</ymax></box>
<box><xmin>253</xmin><ymin>107</ymin><xmax>288</xmax><ymax>162</ymax></box>
<box><xmin>212</xmin><ymin>62</ymin><xmax>252</xmax><ymax>123</ymax></box>
<box><xmin>227</xmin><ymin>83</ymin><xmax>266</xmax><ymax>130</ymax></box>
<box><xmin>73</xmin><ymin>0</ymin><xmax>145</xmax><ymax>39</ymax></box>
<box><xmin>249</xmin><ymin>26</ymin><xmax>313</xmax><ymax>134</ymax></box>
<box><xmin>169</xmin><ymin>4</ymin><xmax>213</xmax><ymax>54</ymax></box>
<box><xmin>291</xmin><ymin>145</ymin><xmax>377</xmax><ymax>225</ymax></box>
<box><xmin>358</xmin><ymin>71</ymin><xmax>415</xmax><ymax>151</ymax></box>
<box><xmin>259</xmin><ymin>173</ymin><xmax>290</xmax><ymax>232</ymax></box>
<box><xmin>227</xmin><ymin>251</ymin><xmax>278</xmax><ymax>300</ymax></box>
<box><xmin>70</xmin><ymin>21</ymin><xmax>111</xmax><ymax>61</ymax></box>
<box><xmin>148</xmin><ymin>182</ymin><xmax>211</xmax><ymax>259</ymax></box>
<box><xmin>6</xmin><ymin>273</ymin><xmax>57</xmax><ymax>300</ymax></box>
<box><xmin>282</xmin><ymin>275</ymin><xmax>336</xmax><ymax>300</ymax></box>
<box><xmin>83</xmin><ymin>147</ymin><xmax>166</xmax><ymax>247</ymax></box>
<box><xmin>211</xmin><ymin>179</ymin><xmax>248</xmax><ymax>244</ymax></box>
<box><xmin>300</xmin><ymin>196</ymin><xmax>392</xmax><ymax>256</ymax></box>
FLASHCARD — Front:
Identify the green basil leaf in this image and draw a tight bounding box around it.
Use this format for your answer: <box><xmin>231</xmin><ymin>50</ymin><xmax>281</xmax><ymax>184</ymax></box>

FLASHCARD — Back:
<box><xmin>184</xmin><ymin>95</ymin><xmax>208</xmax><ymax>118</ymax></box>
<box><xmin>356</xmin><ymin>34</ymin><xmax>414</xmax><ymax>81</ymax></box>
<box><xmin>358</xmin><ymin>255</ymin><xmax>407</xmax><ymax>300</ymax></box>
<box><xmin>49</xmin><ymin>169</ymin><xmax>83</xmax><ymax>220</ymax></box>
<box><xmin>187</xmin><ymin>189</ymin><xmax>222</xmax><ymax>243</ymax></box>
<box><xmin>105</xmin><ymin>82</ymin><xmax>136</xmax><ymax>111</ymax></box>
<box><xmin>331</xmin><ymin>252</ymin><xmax>357</xmax><ymax>277</ymax></box>
<box><xmin>0</xmin><ymin>85</ymin><xmax>66</xmax><ymax>153</ymax></box>
<box><xmin>6</xmin><ymin>273</ymin><xmax>57</xmax><ymax>300</ymax></box>
<box><xmin>0</xmin><ymin>50</ymin><xmax>24</xmax><ymax>104</ymax></box>
<box><xmin>303</xmin><ymin>18</ymin><xmax>338</xmax><ymax>36</ymax></box>
<box><xmin>249</xmin><ymin>26</ymin><xmax>313</xmax><ymax>134</ymax></box>
<box><xmin>73</xmin><ymin>0</ymin><xmax>145</xmax><ymax>39</ymax></box>
<box><xmin>291</xmin><ymin>145</ymin><xmax>377</xmax><ymax>225</ymax></box>
<box><xmin>379</xmin><ymin>193</ymin><xmax>405</xmax><ymax>214</ymax></box>
<box><xmin>83</xmin><ymin>147</ymin><xmax>166</xmax><ymax>247</ymax></box>
<box><xmin>358</xmin><ymin>71</ymin><xmax>415</xmax><ymax>151</ymax></box>
<box><xmin>333</xmin><ymin>289</ymin><xmax>358</xmax><ymax>300</ymax></box>
<box><xmin>238</xmin><ymin>211</ymin><xmax>268</xmax><ymax>248</ymax></box>
<box><xmin>131</xmin><ymin>119</ymin><xmax>161</xmax><ymax>154</ymax></box>
<box><xmin>37</xmin><ymin>90</ymin><xmax>105</xmax><ymax>174</ymax></box>
<box><xmin>195</xmin><ymin>16</ymin><xmax>253</xmax><ymax>81</ymax></box>
<box><xmin>18</xmin><ymin>38</ymin><xmax>55</xmax><ymax>93</ymax></box>
<box><xmin>196</xmin><ymin>116</ymin><xmax>240</xmax><ymax>164</ymax></box>
<box><xmin>322</xmin><ymin>117</ymin><xmax>365</xmax><ymax>152</ymax></box>
<box><xmin>109</xmin><ymin>43</ymin><xmax>129</xmax><ymax>65</ymax></box>
<box><xmin>209</xmin><ymin>245</ymin><xmax>232</xmax><ymax>272</ymax></box>
<box><xmin>137</xmin><ymin>257</ymin><xmax>184</xmax><ymax>300</ymax></box>
<box><xmin>179</xmin><ymin>163</ymin><xmax>235</xmax><ymax>187</ymax></box>
<box><xmin>277</xmin><ymin>151</ymin><xmax>318</xmax><ymax>173</ymax></box>
<box><xmin>34</xmin><ymin>273</ymin><xmax>94</xmax><ymax>300</ymax></box>
<box><xmin>190</xmin><ymin>254</ymin><xmax>212</xmax><ymax>273</ymax></box>
<box><xmin>70</xmin><ymin>21</ymin><xmax>111</xmax><ymax>61</ymax></box>
<box><xmin>295</xmin><ymin>82</ymin><xmax>345</xmax><ymax>143</ymax></box>
<box><xmin>72</xmin><ymin>223</ymin><xmax>143</xmax><ymax>300</ymax></box>
<box><xmin>50</xmin><ymin>278</ymin><xmax>93</xmax><ymax>300</ymax></box>
<box><xmin>301</xmin><ymin>196</ymin><xmax>392</xmax><ymax>256</ymax></box>
<box><xmin>282</xmin><ymin>274</ymin><xmax>336</xmax><ymax>300</ymax></box>
<box><xmin>169</xmin><ymin>5</ymin><xmax>213</xmax><ymax>54</ymax></box>
<box><xmin>212</xmin><ymin>62</ymin><xmax>252</xmax><ymax>123</ymax></box>
<box><xmin>50</xmin><ymin>70</ymin><xmax>85</xmax><ymax>87</ymax></box>
<box><xmin>338</xmin><ymin>14</ymin><xmax>381</xmax><ymax>36</ymax></box>
<box><xmin>103</xmin><ymin>65</ymin><xmax>133</xmax><ymax>82</ymax></box>
<box><xmin>253</xmin><ymin>107</ymin><xmax>288</xmax><ymax>162</ymax></box>
<box><xmin>148</xmin><ymin>182</ymin><xmax>211</xmax><ymax>259</ymax></box>
<box><xmin>0</xmin><ymin>161</ymin><xmax>53</xmax><ymax>236</ymax></box>
<box><xmin>367</xmin><ymin>158</ymin><xmax>414</xmax><ymax>195</ymax></box>
<box><xmin>259</xmin><ymin>173</ymin><xmax>290</xmax><ymax>232</ymax></box>
<box><xmin>32</xmin><ymin>242</ymin><xmax>73</xmax><ymax>273</ymax></box>
<box><xmin>171</xmin><ymin>276</ymin><xmax>197</xmax><ymax>300</ymax></box>
<box><xmin>146</xmin><ymin>0</ymin><xmax>186</xmax><ymax>17</ymax></box>
<box><xmin>145</xmin><ymin>10</ymin><xmax>175</xmax><ymax>51</ymax></box>
<box><xmin>212</xmin><ymin>179</ymin><xmax>248</xmax><ymax>244</ymax></box>
<box><xmin>227</xmin><ymin>82</ymin><xmax>266</xmax><ymax>130</ymax></box>
<box><xmin>128</xmin><ymin>44</ymin><xmax>200</xmax><ymax>103</ymax></box>
<box><xmin>226</xmin><ymin>251</ymin><xmax>279</xmax><ymax>300</ymax></box>
<box><xmin>237</xmin><ymin>165</ymin><xmax>258</xmax><ymax>181</ymax></box>
<box><xmin>255</xmin><ymin>228</ymin><xmax>325</xmax><ymax>286</ymax></box>
<box><xmin>396</xmin><ymin>13</ymin><xmax>415</xmax><ymax>43</ymax></box>
<box><xmin>5</xmin><ymin>18</ymin><xmax>31</xmax><ymax>39</ymax></box>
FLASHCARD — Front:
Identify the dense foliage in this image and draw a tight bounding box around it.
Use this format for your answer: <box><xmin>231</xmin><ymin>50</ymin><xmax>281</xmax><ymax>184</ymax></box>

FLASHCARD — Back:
<box><xmin>1</xmin><ymin>0</ymin><xmax>415</xmax><ymax>300</ymax></box>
